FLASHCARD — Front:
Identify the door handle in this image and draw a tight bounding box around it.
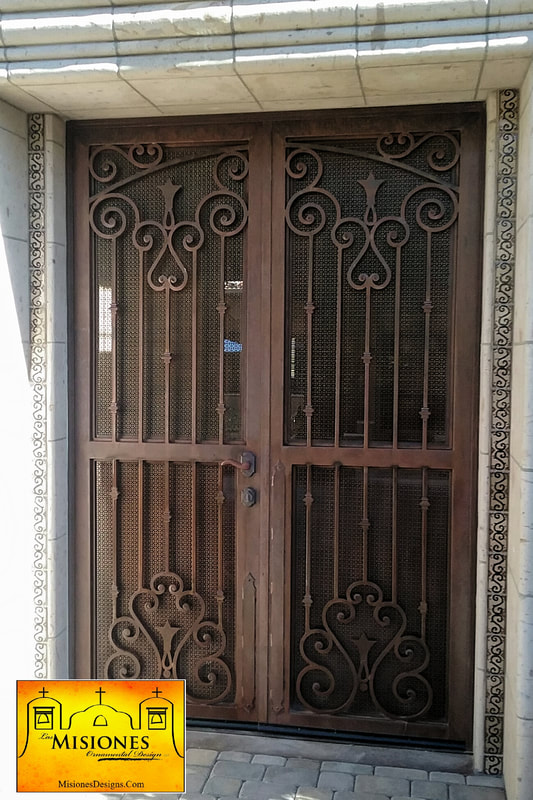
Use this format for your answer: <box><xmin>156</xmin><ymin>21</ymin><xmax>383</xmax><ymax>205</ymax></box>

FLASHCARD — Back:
<box><xmin>220</xmin><ymin>451</ymin><xmax>256</xmax><ymax>477</ymax></box>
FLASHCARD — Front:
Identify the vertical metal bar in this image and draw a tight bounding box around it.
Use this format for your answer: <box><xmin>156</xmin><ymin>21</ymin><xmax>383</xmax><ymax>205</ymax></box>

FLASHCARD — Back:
<box><xmin>392</xmin><ymin>466</ymin><xmax>398</xmax><ymax>603</ymax></box>
<box><xmin>363</xmin><ymin>286</ymin><xmax>372</xmax><ymax>449</ymax></box>
<box><xmin>138</xmin><ymin>250</ymin><xmax>144</xmax><ymax>443</ymax></box>
<box><xmin>191</xmin><ymin>461</ymin><xmax>197</xmax><ymax>593</ymax></box>
<box><xmin>333</xmin><ymin>462</ymin><xmax>340</xmax><ymax>598</ymax></box>
<box><xmin>303</xmin><ymin>464</ymin><xmax>313</xmax><ymax>630</ymax></box>
<box><xmin>110</xmin><ymin>239</ymin><xmax>118</xmax><ymax>442</ymax></box>
<box><xmin>217</xmin><ymin>238</ymin><xmax>227</xmax><ymax>444</ymax></box>
<box><xmin>334</xmin><ymin>249</ymin><xmax>343</xmax><ymax>447</ymax></box>
<box><xmin>216</xmin><ymin>463</ymin><xmax>225</xmax><ymax>627</ymax></box>
<box><xmin>392</xmin><ymin>248</ymin><xmax>402</xmax><ymax>449</ymax></box>
<box><xmin>191</xmin><ymin>251</ymin><xmax>198</xmax><ymax>444</ymax></box>
<box><xmin>163</xmin><ymin>460</ymin><xmax>170</xmax><ymax>573</ymax></box>
<box><xmin>137</xmin><ymin>459</ymin><xmax>143</xmax><ymax>589</ymax></box>
<box><xmin>421</xmin><ymin>232</ymin><xmax>432</xmax><ymax>449</ymax></box>
<box><xmin>304</xmin><ymin>236</ymin><xmax>315</xmax><ymax>446</ymax></box>
<box><xmin>420</xmin><ymin>467</ymin><xmax>429</xmax><ymax>639</ymax></box>
<box><xmin>361</xmin><ymin>466</ymin><xmax>369</xmax><ymax>583</ymax></box>
<box><xmin>111</xmin><ymin>458</ymin><xmax>119</xmax><ymax>621</ymax></box>
<box><xmin>163</xmin><ymin>285</ymin><xmax>171</xmax><ymax>444</ymax></box>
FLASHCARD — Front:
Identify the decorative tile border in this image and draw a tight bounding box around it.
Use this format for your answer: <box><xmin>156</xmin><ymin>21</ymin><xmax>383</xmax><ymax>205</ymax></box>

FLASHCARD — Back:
<box><xmin>29</xmin><ymin>113</ymin><xmax>48</xmax><ymax>678</ymax></box>
<box><xmin>484</xmin><ymin>88</ymin><xmax>518</xmax><ymax>774</ymax></box>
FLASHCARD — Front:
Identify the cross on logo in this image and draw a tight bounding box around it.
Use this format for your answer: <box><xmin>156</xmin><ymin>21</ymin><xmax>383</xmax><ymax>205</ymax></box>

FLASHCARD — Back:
<box><xmin>95</xmin><ymin>687</ymin><xmax>106</xmax><ymax>703</ymax></box>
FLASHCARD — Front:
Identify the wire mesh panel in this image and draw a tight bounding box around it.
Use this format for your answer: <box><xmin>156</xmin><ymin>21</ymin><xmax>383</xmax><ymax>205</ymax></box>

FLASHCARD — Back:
<box><xmin>291</xmin><ymin>465</ymin><xmax>449</xmax><ymax>720</ymax></box>
<box><xmin>285</xmin><ymin>135</ymin><xmax>458</xmax><ymax>448</ymax></box>
<box><xmin>95</xmin><ymin>459</ymin><xmax>236</xmax><ymax>704</ymax></box>
<box><xmin>90</xmin><ymin>145</ymin><xmax>248</xmax><ymax>445</ymax></box>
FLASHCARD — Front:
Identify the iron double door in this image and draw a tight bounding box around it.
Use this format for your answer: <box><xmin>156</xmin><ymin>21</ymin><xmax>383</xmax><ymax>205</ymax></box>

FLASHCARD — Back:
<box><xmin>72</xmin><ymin>107</ymin><xmax>484</xmax><ymax>744</ymax></box>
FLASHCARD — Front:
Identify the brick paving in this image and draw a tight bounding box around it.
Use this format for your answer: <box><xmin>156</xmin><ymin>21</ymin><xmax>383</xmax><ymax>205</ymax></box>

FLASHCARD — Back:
<box><xmin>119</xmin><ymin>734</ymin><xmax>506</xmax><ymax>800</ymax></box>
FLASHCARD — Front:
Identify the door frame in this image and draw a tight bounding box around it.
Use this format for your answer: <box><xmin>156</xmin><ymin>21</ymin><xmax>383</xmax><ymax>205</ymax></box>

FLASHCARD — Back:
<box><xmin>68</xmin><ymin>103</ymin><xmax>484</xmax><ymax>744</ymax></box>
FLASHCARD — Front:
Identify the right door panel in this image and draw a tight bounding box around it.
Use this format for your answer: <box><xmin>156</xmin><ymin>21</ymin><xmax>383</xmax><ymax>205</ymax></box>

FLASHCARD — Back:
<box><xmin>269</xmin><ymin>108</ymin><xmax>484</xmax><ymax>744</ymax></box>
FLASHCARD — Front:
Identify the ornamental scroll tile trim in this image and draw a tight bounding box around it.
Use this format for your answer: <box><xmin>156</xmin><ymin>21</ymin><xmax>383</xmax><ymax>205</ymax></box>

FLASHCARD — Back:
<box><xmin>29</xmin><ymin>113</ymin><xmax>48</xmax><ymax>679</ymax></box>
<box><xmin>483</xmin><ymin>88</ymin><xmax>518</xmax><ymax>775</ymax></box>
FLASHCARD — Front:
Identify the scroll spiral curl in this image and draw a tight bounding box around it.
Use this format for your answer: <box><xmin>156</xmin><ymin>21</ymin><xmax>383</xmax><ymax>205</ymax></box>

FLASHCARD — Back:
<box><xmin>377</xmin><ymin>132</ymin><xmax>459</xmax><ymax>172</ymax></box>
<box><xmin>106</xmin><ymin>617</ymin><xmax>142</xmax><ymax>679</ymax></box>
<box><xmin>89</xmin><ymin>144</ymin><xmax>164</xmax><ymax>184</ymax></box>
<box><xmin>215</xmin><ymin>151</ymin><xmax>249</xmax><ymax>189</ymax></box>
<box><xmin>197</xmin><ymin>191</ymin><xmax>248</xmax><ymax>238</ymax></box>
<box><xmin>401</xmin><ymin>184</ymin><xmax>458</xmax><ymax>232</ymax></box>
<box><xmin>296</xmin><ymin>581</ymin><xmax>432</xmax><ymax>719</ymax></box>
<box><xmin>106</xmin><ymin>572</ymin><xmax>232</xmax><ymax>703</ymax></box>
<box><xmin>89</xmin><ymin>193</ymin><xmax>140</xmax><ymax>240</ymax></box>
<box><xmin>286</xmin><ymin>147</ymin><xmax>323</xmax><ymax>185</ymax></box>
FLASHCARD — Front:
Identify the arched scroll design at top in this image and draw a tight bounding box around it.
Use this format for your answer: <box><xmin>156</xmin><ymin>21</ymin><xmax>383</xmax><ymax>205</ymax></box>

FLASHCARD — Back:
<box><xmin>376</xmin><ymin>132</ymin><xmax>460</xmax><ymax>172</ymax></box>
<box><xmin>296</xmin><ymin>581</ymin><xmax>432</xmax><ymax>719</ymax></box>
<box><xmin>285</xmin><ymin>144</ymin><xmax>459</xmax><ymax>294</ymax></box>
<box><xmin>105</xmin><ymin>572</ymin><xmax>232</xmax><ymax>704</ymax></box>
<box><xmin>89</xmin><ymin>147</ymin><xmax>249</xmax><ymax>294</ymax></box>
<box><xmin>285</xmin><ymin>148</ymin><xmax>405</xmax><ymax>295</ymax></box>
<box><xmin>90</xmin><ymin>143</ymin><xmax>164</xmax><ymax>184</ymax></box>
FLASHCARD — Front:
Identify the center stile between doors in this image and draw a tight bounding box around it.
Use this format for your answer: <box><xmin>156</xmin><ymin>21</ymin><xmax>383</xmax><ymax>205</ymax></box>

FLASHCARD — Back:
<box><xmin>72</xmin><ymin>106</ymin><xmax>484</xmax><ymax>745</ymax></box>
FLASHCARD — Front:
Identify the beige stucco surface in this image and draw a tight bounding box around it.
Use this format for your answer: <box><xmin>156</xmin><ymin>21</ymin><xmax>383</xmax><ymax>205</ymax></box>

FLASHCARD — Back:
<box><xmin>0</xmin><ymin>1</ymin><xmax>531</xmax><ymax>116</ymax></box>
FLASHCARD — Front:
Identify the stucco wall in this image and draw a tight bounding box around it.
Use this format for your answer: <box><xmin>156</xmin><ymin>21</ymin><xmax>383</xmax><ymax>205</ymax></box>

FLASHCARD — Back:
<box><xmin>0</xmin><ymin>96</ymin><xmax>34</xmax><ymax>799</ymax></box>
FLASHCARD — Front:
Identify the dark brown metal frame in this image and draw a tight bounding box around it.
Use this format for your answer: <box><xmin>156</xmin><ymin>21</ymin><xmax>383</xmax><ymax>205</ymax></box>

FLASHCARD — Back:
<box><xmin>69</xmin><ymin>104</ymin><xmax>484</xmax><ymax>745</ymax></box>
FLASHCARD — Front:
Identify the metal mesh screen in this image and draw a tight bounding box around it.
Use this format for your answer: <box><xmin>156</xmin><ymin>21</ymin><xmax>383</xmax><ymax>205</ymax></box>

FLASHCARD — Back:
<box><xmin>94</xmin><ymin>458</ymin><xmax>236</xmax><ymax>704</ymax></box>
<box><xmin>90</xmin><ymin>145</ymin><xmax>247</xmax><ymax>445</ymax></box>
<box><xmin>291</xmin><ymin>465</ymin><xmax>450</xmax><ymax>721</ymax></box>
<box><xmin>285</xmin><ymin>134</ymin><xmax>459</xmax><ymax>448</ymax></box>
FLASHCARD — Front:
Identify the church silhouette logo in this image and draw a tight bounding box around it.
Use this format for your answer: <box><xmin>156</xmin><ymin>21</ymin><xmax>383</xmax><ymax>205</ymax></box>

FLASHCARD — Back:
<box><xmin>17</xmin><ymin>680</ymin><xmax>185</xmax><ymax>793</ymax></box>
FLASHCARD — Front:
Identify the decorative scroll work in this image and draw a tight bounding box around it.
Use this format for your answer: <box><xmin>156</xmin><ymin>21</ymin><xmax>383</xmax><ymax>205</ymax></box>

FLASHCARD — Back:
<box><xmin>482</xmin><ymin>89</ymin><xmax>518</xmax><ymax>775</ymax></box>
<box><xmin>296</xmin><ymin>582</ymin><xmax>432</xmax><ymax>719</ymax></box>
<box><xmin>106</xmin><ymin>573</ymin><xmax>231</xmax><ymax>704</ymax></box>
<box><xmin>88</xmin><ymin>145</ymin><xmax>246</xmax><ymax>701</ymax></box>
<box><xmin>88</xmin><ymin>145</ymin><xmax>248</xmax><ymax>444</ymax></box>
<box><xmin>89</xmin><ymin>149</ymin><xmax>248</xmax><ymax>293</ymax></box>
<box><xmin>285</xmin><ymin>135</ymin><xmax>459</xmax><ymax>448</ymax></box>
<box><xmin>29</xmin><ymin>114</ymin><xmax>48</xmax><ymax>679</ymax></box>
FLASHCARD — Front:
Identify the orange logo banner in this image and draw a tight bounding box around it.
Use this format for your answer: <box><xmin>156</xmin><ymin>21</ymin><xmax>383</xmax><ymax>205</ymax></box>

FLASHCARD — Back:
<box><xmin>17</xmin><ymin>680</ymin><xmax>185</xmax><ymax>793</ymax></box>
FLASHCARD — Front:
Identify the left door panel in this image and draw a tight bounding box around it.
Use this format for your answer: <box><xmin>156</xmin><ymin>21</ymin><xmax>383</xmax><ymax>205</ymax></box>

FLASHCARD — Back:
<box><xmin>71</xmin><ymin>121</ymin><xmax>267</xmax><ymax>723</ymax></box>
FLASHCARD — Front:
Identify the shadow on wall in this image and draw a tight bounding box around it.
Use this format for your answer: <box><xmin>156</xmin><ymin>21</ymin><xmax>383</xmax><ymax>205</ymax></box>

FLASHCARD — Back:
<box><xmin>0</xmin><ymin>99</ymin><xmax>31</xmax><ymax>374</ymax></box>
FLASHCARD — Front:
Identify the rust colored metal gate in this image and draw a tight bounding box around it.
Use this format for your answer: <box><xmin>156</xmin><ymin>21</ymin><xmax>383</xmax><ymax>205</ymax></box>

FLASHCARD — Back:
<box><xmin>71</xmin><ymin>107</ymin><xmax>483</xmax><ymax>743</ymax></box>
